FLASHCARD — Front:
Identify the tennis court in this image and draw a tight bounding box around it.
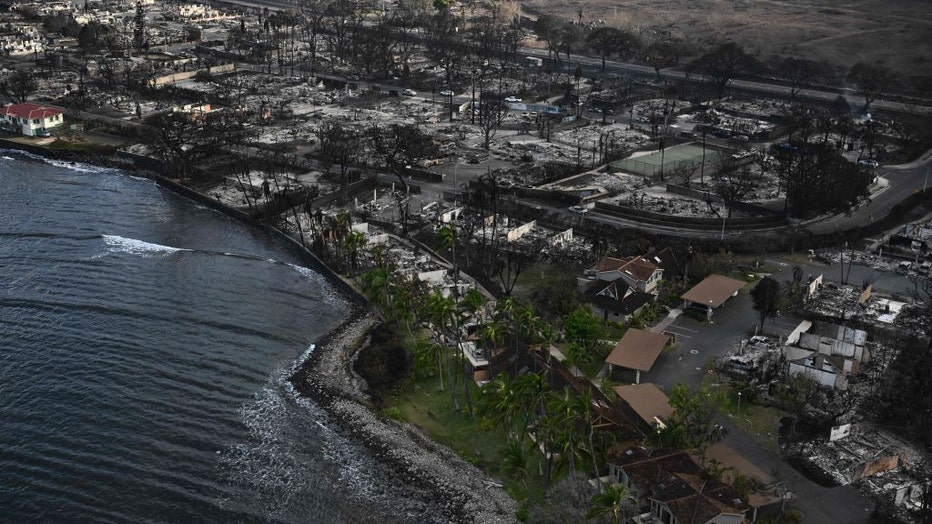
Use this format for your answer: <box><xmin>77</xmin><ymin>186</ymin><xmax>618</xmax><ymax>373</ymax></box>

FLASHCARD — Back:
<box><xmin>611</xmin><ymin>143</ymin><xmax>716</xmax><ymax>177</ymax></box>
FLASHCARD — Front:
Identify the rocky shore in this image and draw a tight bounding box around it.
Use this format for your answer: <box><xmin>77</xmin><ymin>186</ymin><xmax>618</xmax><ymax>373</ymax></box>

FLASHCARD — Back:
<box><xmin>291</xmin><ymin>311</ymin><xmax>517</xmax><ymax>524</ymax></box>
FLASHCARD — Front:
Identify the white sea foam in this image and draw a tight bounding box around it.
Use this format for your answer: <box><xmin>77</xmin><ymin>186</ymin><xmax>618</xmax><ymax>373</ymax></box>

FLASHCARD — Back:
<box><xmin>102</xmin><ymin>235</ymin><xmax>189</xmax><ymax>256</ymax></box>
<box><xmin>0</xmin><ymin>148</ymin><xmax>111</xmax><ymax>174</ymax></box>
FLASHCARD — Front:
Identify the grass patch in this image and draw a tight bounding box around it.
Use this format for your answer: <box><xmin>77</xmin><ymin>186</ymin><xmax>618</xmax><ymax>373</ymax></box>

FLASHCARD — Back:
<box><xmin>388</xmin><ymin>363</ymin><xmax>552</xmax><ymax>508</ymax></box>
<box><xmin>391</xmin><ymin>374</ymin><xmax>504</xmax><ymax>468</ymax></box>
<box><xmin>45</xmin><ymin>139</ymin><xmax>116</xmax><ymax>155</ymax></box>
<box><xmin>703</xmin><ymin>377</ymin><xmax>785</xmax><ymax>454</ymax></box>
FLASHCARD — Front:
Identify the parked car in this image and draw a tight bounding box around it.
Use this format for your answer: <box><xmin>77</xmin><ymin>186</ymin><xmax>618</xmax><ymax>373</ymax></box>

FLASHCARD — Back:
<box><xmin>504</xmin><ymin>96</ymin><xmax>522</xmax><ymax>103</ymax></box>
<box><xmin>36</xmin><ymin>129</ymin><xmax>51</xmax><ymax>138</ymax></box>
<box><xmin>402</xmin><ymin>88</ymin><xmax>417</xmax><ymax>96</ymax></box>
<box><xmin>858</xmin><ymin>159</ymin><xmax>879</xmax><ymax>168</ymax></box>
<box><xmin>569</xmin><ymin>205</ymin><xmax>589</xmax><ymax>214</ymax></box>
<box><xmin>439</xmin><ymin>89</ymin><xmax>453</xmax><ymax>97</ymax></box>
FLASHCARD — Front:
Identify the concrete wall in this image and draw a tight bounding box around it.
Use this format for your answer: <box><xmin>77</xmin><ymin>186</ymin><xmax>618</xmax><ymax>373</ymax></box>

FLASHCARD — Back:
<box><xmin>785</xmin><ymin>320</ymin><xmax>812</xmax><ymax>346</ymax></box>
<box><xmin>549</xmin><ymin>228</ymin><xmax>573</xmax><ymax>247</ymax></box>
<box><xmin>418</xmin><ymin>269</ymin><xmax>447</xmax><ymax>286</ymax></box>
<box><xmin>441</xmin><ymin>207</ymin><xmax>462</xmax><ymax>223</ymax></box>
<box><xmin>150</xmin><ymin>63</ymin><xmax>235</xmax><ymax>87</ymax></box>
<box><xmin>787</xmin><ymin>362</ymin><xmax>848</xmax><ymax>391</ymax></box>
<box><xmin>367</xmin><ymin>233</ymin><xmax>389</xmax><ymax>246</ymax></box>
<box><xmin>506</xmin><ymin>220</ymin><xmax>536</xmax><ymax>242</ymax></box>
<box><xmin>594</xmin><ymin>201</ymin><xmax>787</xmax><ymax>230</ymax></box>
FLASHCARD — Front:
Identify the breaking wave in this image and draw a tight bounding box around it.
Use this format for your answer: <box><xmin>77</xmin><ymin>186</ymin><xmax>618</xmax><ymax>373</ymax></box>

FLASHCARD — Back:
<box><xmin>102</xmin><ymin>234</ymin><xmax>189</xmax><ymax>256</ymax></box>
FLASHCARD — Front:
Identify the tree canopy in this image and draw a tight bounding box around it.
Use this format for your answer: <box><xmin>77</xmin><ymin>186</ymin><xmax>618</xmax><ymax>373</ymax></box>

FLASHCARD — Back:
<box><xmin>750</xmin><ymin>277</ymin><xmax>781</xmax><ymax>333</ymax></box>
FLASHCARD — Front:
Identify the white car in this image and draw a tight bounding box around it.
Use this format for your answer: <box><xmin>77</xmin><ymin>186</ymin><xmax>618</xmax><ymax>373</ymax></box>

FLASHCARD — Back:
<box><xmin>504</xmin><ymin>96</ymin><xmax>522</xmax><ymax>103</ymax></box>
<box><xmin>569</xmin><ymin>205</ymin><xmax>588</xmax><ymax>214</ymax></box>
<box><xmin>402</xmin><ymin>88</ymin><xmax>417</xmax><ymax>96</ymax></box>
<box><xmin>439</xmin><ymin>90</ymin><xmax>453</xmax><ymax>97</ymax></box>
<box><xmin>858</xmin><ymin>159</ymin><xmax>879</xmax><ymax>168</ymax></box>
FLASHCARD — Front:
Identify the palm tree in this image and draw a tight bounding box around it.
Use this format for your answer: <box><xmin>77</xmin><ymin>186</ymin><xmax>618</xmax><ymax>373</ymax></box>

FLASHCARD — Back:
<box><xmin>501</xmin><ymin>439</ymin><xmax>531</xmax><ymax>490</ymax></box>
<box><xmin>480</xmin><ymin>373</ymin><xmax>521</xmax><ymax>438</ymax></box>
<box><xmin>438</xmin><ymin>224</ymin><xmax>457</xmax><ymax>252</ymax></box>
<box><xmin>342</xmin><ymin>230</ymin><xmax>365</xmax><ymax>274</ymax></box>
<box><xmin>549</xmin><ymin>388</ymin><xmax>589</xmax><ymax>480</ymax></box>
<box><xmin>574</xmin><ymin>388</ymin><xmax>603</xmax><ymax>489</ymax></box>
<box><xmin>587</xmin><ymin>482</ymin><xmax>636</xmax><ymax>524</ymax></box>
<box><xmin>413</xmin><ymin>338</ymin><xmax>446</xmax><ymax>390</ymax></box>
<box><xmin>424</xmin><ymin>291</ymin><xmax>460</xmax><ymax>409</ymax></box>
<box><xmin>480</xmin><ymin>318</ymin><xmax>504</xmax><ymax>378</ymax></box>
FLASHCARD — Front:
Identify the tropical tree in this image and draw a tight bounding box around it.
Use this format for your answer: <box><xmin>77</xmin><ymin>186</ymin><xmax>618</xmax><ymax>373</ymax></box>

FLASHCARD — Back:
<box><xmin>587</xmin><ymin>482</ymin><xmax>636</xmax><ymax>524</ymax></box>
<box><xmin>342</xmin><ymin>230</ymin><xmax>366</xmax><ymax>274</ymax></box>
<box><xmin>501</xmin><ymin>439</ymin><xmax>532</xmax><ymax>489</ymax></box>
<box><xmin>644</xmin><ymin>40</ymin><xmax>683</xmax><ymax>81</ymax></box>
<box><xmin>847</xmin><ymin>62</ymin><xmax>895</xmax><ymax>112</ymax></box>
<box><xmin>424</xmin><ymin>290</ymin><xmax>461</xmax><ymax>407</ymax></box>
<box><xmin>695</xmin><ymin>42</ymin><xmax>755</xmax><ymax>97</ymax></box>
<box><xmin>533</xmin><ymin>14</ymin><xmax>565</xmax><ymax>61</ymax></box>
<box><xmin>548</xmin><ymin>388</ymin><xmax>590</xmax><ymax>479</ymax></box>
<box><xmin>774</xmin><ymin>57</ymin><xmax>826</xmax><ymax>100</ymax></box>
<box><xmin>413</xmin><ymin>338</ymin><xmax>446</xmax><ymax>387</ymax></box>
<box><xmin>585</xmin><ymin>27</ymin><xmax>622</xmax><ymax>72</ymax></box>
<box><xmin>751</xmin><ymin>276</ymin><xmax>781</xmax><ymax>333</ymax></box>
<box><xmin>564</xmin><ymin>306</ymin><xmax>607</xmax><ymax>355</ymax></box>
<box><xmin>481</xmin><ymin>373</ymin><xmax>522</xmax><ymax>438</ymax></box>
<box><xmin>662</xmin><ymin>383</ymin><xmax>727</xmax><ymax>466</ymax></box>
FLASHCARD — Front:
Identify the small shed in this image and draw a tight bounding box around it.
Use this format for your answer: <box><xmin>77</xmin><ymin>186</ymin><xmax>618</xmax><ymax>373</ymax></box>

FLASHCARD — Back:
<box><xmin>681</xmin><ymin>274</ymin><xmax>746</xmax><ymax>319</ymax></box>
<box><xmin>614</xmin><ymin>382</ymin><xmax>673</xmax><ymax>431</ymax></box>
<box><xmin>605</xmin><ymin>328</ymin><xmax>671</xmax><ymax>383</ymax></box>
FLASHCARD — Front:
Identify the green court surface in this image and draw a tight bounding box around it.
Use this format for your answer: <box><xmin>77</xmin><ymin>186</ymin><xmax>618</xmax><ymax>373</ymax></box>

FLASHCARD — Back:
<box><xmin>611</xmin><ymin>143</ymin><xmax>713</xmax><ymax>177</ymax></box>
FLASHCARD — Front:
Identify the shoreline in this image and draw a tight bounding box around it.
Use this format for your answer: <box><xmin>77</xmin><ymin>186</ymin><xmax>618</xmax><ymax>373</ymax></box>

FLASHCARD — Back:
<box><xmin>290</xmin><ymin>311</ymin><xmax>517</xmax><ymax>524</ymax></box>
<box><xmin>4</xmin><ymin>140</ymin><xmax>517</xmax><ymax>523</ymax></box>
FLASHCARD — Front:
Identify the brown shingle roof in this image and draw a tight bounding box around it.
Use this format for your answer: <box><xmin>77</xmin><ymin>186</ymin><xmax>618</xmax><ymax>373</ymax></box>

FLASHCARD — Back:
<box><xmin>681</xmin><ymin>274</ymin><xmax>746</xmax><ymax>308</ymax></box>
<box><xmin>594</xmin><ymin>255</ymin><xmax>661</xmax><ymax>282</ymax></box>
<box><xmin>614</xmin><ymin>383</ymin><xmax>673</xmax><ymax>426</ymax></box>
<box><xmin>605</xmin><ymin>328</ymin><xmax>670</xmax><ymax>371</ymax></box>
<box><xmin>595</xmin><ymin>256</ymin><xmax>627</xmax><ymax>271</ymax></box>
<box><xmin>620</xmin><ymin>256</ymin><xmax>661</xmax><ymax>282</ymax></box>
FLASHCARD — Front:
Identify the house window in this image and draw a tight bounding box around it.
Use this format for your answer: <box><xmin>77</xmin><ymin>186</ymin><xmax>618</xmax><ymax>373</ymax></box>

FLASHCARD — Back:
<box><xmin>33</xmin><ymin>118</ymin><xmax>39</xmax><ymax>125</ymax></box>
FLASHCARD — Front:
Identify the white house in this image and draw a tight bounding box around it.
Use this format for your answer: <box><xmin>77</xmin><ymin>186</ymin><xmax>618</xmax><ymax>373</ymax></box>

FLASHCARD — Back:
<box><xmin>1</xmin><ymin>103</ymin><xmax>65</xmax><ymax>137</ymax></box>
<box><xmin>583</xmin><ymin>255</ymin><xmax>663</xmax><ymax>294</ymax></box>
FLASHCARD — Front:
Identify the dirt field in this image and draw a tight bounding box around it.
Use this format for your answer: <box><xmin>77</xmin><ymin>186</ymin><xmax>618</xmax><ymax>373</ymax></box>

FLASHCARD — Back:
<box><xmin>523</xmin><ymin>0</ymin><xmax>932</xmax><ymax>91</ymax></box>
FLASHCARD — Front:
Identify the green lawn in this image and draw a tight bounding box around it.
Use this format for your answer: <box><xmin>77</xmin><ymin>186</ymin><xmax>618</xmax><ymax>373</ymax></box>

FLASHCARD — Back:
<box><xmin>391</xmin><ymin>373</ymin><xmax>504</xmax><ymax>469</ymax></box>
<box><xmin>388</xmin><ymin>368</ymin><xmax>551</xmax><ymax>507</ymax></box>
<box><xmin>703</xmin><ymin>378</ymin><xmax>785</xmax><ymax>454</ymax></box>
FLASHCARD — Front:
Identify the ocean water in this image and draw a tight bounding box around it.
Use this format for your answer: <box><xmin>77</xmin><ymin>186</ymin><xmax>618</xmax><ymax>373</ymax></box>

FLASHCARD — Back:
<box><xmin>0</xmin><ymin>154</ymin><xmax>435</xmax><ymax>523</ymax></box>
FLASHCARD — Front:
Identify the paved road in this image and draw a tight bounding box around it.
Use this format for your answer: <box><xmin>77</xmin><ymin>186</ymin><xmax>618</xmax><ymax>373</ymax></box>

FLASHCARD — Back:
<box><xmin>640</xmin><ymin>259</ymin><xmax>918</xmax><ymax>522</ymax></box>
<box><xmin>519</xmin><ymin>48</ymin><xmax>932</xmax><ymax>117</ymax></box>
<box><xmin>208</xmin><ymin>0</ymin><xmax>931</xmax><ymax>117</ymax></box>
<box><xmin>806</xmin><ymin>148</ymin><xmax>932</xmax><ymax>235</ymax></box>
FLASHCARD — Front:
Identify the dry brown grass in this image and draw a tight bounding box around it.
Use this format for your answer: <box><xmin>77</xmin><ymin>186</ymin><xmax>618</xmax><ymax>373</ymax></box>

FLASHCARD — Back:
<box><xmin>523</xmin><ymin>0</ymin><xmax>932</xmax><ymax>90</ymax></box>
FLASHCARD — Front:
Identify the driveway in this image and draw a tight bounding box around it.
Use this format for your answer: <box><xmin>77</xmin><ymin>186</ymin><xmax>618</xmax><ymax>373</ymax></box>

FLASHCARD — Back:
<box><xmin>638</xmin><ymin>269</ymin><xmax>898</xmax><ymax>522</ymax></box>
<box><xmin>644</xmin><ymin>291</ymin><xmax>801</xmax><ymax>391</ymax></box>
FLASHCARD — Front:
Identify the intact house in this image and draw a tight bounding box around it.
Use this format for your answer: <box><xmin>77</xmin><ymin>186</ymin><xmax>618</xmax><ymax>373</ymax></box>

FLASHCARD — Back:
<box><xmin>583</xmin><ymin>251</ymin><xmax>665</xmax><ymax>294</ymax></box>
<box><xmin>585</xmin><ymin>280</ymin><xmax>655</xmax><ymax>322</ymax></box>
<box><xmin>782</xmin><ymin>320</ymin><xmax>868</xmax><ymax>391</ymax></box>
<box><xmin>605</xmin><ymin>328</ymin><xmax>672</xmax><ymax>384</ymax></box>
<box><xmin>579</xmin><ymin>247</ymin><xmax>682</xmax><ymax>321</ymax></box>
<box><xmin>681</xmin><ymin>274</ymin><xmax>746</xmax><ymax>320</ymax></box>
<box><xmin>608</xmin><ymin>449</ymin><xmax>749</xmax><ymax>524</ymax></box>
<box><xmin>0</xmin><ymin>103</ymin><xmax>64</xmax><ymax>137</ymax></box>
<box><xmin>614</xmin><ymin>382</ymin><xmax>674</xmax><ymax>433</ymax></box>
